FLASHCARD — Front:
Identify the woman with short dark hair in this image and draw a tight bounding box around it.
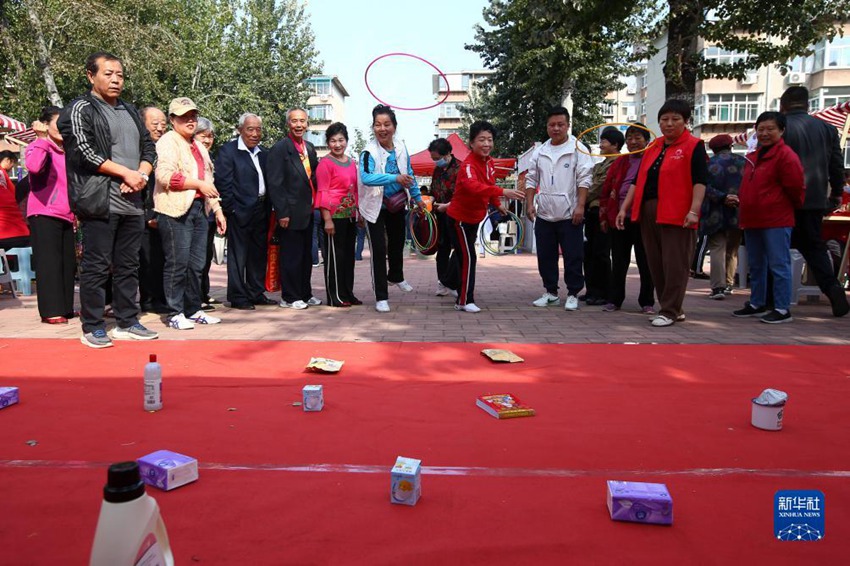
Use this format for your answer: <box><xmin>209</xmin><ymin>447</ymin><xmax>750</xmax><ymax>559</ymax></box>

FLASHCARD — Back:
<box><xmin>616</xmin><ymin>99</ymin><xmax>708</xmax><ymax>327</ymax></box>
<box><xmin>316</xmin><ymin>122</ymin><xmax>360</xmax><ymax>307</ymax></box>
<box><xmin>428</xmin><ymin>137</ymin><xmax>460</xmax><ymax>297</ymax></box>
<box><xmin>733</xmin><ymin>111</ymin><xmax>805</xmax><ymax>324</ymax></box>
<box><xmin>357</xmin><ymin>104</ymin><xmax>424</xmax><ymax>313</ymax></box>
<box><xmin>25</xmin><ymin>106</ymin><xmax>76</xmax><ymax>323</ymax></box>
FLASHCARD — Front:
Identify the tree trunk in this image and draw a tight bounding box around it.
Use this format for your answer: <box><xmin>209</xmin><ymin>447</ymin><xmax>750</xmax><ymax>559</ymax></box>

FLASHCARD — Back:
<box><xmin>663</xmin><ymin>0</ymin><xmax>700</xmax><ymax>106</ymax></box>
<box><xmin>27</xmin><ymin>4</ymin><xmax>63</xmax><ymax>107</ymax></box>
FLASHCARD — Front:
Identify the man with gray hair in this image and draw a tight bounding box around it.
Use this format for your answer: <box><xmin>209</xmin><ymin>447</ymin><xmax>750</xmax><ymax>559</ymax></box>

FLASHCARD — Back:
<box><xmin>213</xmin><ymin>112</ymin><xmax>273</xmax><ymax>309</ymax></box>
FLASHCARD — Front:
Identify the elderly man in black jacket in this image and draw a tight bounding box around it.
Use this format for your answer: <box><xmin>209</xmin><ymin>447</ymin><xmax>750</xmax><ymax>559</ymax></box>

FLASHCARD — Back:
<box><xmin>214</xmin><ymin>113</ymin><xmax>273</xmax><ymax>310</ymax></box>
<box><xmin>59</xmin><ymin>51</ymin><xmax>159</xmax><ymax>348</ymax></box>
<box><xmin>780</xmin><ymin>86</ymin><xmax>849</xmax><ymax>317</ymax></box>
<box><xmin>267</xmin><ymin>108</ymin><xmax>322</xmax><ymax>309</ymax></box>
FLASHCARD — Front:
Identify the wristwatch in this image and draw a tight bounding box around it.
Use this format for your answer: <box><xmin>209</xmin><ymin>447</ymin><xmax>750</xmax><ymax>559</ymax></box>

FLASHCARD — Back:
<box><xmin>139</xmin><ymin>172</ymin><xmax>150</xmax><ymax>182</ymax></box>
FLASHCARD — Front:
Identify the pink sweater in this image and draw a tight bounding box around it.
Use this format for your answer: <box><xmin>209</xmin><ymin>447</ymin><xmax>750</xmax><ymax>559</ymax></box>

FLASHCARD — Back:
<box><xmin>25</xmin><ymin>138</ymin><xmax>73</xmax><ymax>223</ymax></box>
<box><xmin>315</xmin><ymin>156</ymin><xmax>358</xmax><ymax>218</ymax></box>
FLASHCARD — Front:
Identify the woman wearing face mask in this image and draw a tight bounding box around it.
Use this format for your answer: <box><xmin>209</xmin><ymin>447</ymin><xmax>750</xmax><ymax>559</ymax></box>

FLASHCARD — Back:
<box><xmin>616</xmin><ymin>99</ymin><xmax>708</xmax><ymax>327</ymax></box>
<box><xmin>733</xmin><ymin>111</ymin><xmax>805</xmax><ymax>324</ymax></box>
<box><xmin>428</xmin><ymin>137</ymin><xmax>460</xmax><ymax>297</ymax></box>
<box><xmin>358</xmin><ymin>104</ymin><xmax>424</xmax><ymax>313</ymax></box>
<box><xmin>316</xmin><ymin>122</ymin><xmax>360</xmax><ymax>307</ymax></box>
<box><xmin>25</xmin><ymin>106</ymin><xmax>76</xmax><ymax>324</ymax></box>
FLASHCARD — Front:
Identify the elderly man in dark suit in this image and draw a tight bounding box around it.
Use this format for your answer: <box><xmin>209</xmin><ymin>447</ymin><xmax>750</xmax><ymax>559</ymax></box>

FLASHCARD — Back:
<box><xmin>267</xmin><ymin>108</ymin><xmax>322</xmax><ymax>309</ymax></box>
<box><xmin>214</xmin><ymin>113</ymin><xmax>274</xmax><ymax>310</ymax></box>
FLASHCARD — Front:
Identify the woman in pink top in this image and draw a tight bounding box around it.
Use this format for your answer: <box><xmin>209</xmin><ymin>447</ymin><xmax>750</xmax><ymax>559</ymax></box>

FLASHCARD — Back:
<box><xmin>315</xmin><ymin>122</ymin><xmax>360</xmax><ymax>307</ymax></box>
<box><xmin>25</xmin><ymin>106</ymin><xmax>76</xmax><ymax>324</ymax></box>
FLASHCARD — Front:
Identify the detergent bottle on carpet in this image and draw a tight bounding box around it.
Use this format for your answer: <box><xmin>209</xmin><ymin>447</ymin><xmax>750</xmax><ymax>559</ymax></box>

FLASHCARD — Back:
<box><xmin>90</xmin><ymin>461</ymin><xmax>174</xmax><ymax>566</ymax></box>
<box><xmin>144</xmin><ymin>354</ymin><xmax>162</xmax><ymax>411</ymax></box>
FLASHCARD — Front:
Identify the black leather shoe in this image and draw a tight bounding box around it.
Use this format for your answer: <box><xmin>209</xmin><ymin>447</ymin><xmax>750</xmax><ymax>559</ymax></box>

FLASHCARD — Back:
<box><xmin>252</xmin><ymin>296</ymin><xmax>277</xmax><ymax>306</ymax></box>
<box><xmin>230</xmin><ymin>302</ymin><xmax>256</xmax><ymax>310</ymax></box>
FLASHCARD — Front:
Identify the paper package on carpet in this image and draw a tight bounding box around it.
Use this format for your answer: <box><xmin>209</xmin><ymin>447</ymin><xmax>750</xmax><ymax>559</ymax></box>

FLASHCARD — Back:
<box><xmin>137</xmin><ymin>450</ymin><xmax>199</xmax><ymax>491</ymax></box>
<box><xmin>607</xmin><ymin>480</ymin><xmax>673</xmax><ymax>525</ymax></box>
<box><xmin>306</xmin><ymin>358</ymin><xmax>344</xmax><ymax>373</ymax></box>
<box><xmin>0</xmin><ymin>387</ymin><xmax>19</xmax><ymax>410</ymax></box>
<box><xmin>481</xmin><ymin>349</ymin><xmax>524</xmax><ymax>363</ymax></box>
<box><xmin>391</xmin><ymin>456</ymin><xmax>421</xmax><ymax>506</ymax></box>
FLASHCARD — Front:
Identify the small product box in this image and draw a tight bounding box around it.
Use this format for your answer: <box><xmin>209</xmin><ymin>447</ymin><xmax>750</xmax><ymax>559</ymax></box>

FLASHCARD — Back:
<box><xmin>607</xmin><ymin>480</ymin><xmax>673</xmax><ymax>525</ymax></box>
<box><xmin>302</xmin><ymin>385</ymin><xmax>324</xmax><ymax>411</ymax></box>
<box><xmin>391</xmin><ymin>456</ymin><xmax>421</xmax><ymax>506</ymax></box>
<box><xmin>0</xmin><ymin>387</ymin><xmax>19</xmax><ymax>410</ymax></box>
<box><xmin>137</xmin><ymin>450</ymin><xmax>199</xmax><ymax>491</ymax></box>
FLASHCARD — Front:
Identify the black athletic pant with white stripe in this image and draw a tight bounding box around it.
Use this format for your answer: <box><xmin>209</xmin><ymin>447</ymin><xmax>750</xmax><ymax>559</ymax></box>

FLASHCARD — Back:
<box><xmin>446</xmin><ymin>216</ymin><xmax>478</xmax><ymax>306</ymax></box>
<box><xmin>323</xmin><ymin>217</ymin><xmax>357</xmax><ymax>306</ymax></box>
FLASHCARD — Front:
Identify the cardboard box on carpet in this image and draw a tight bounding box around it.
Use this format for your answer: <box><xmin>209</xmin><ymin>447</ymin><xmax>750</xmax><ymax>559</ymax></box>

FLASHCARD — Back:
<box><xmin>0</xmin><ymin>387</ymin><xmax>19</xmax><ymax>410</ymax></box>
<box><xmin>607</xmin><ymin>480</ymin><xmax>673</xmax><ymax>525</ymax></box>
<box><xmin>391</xmin><ymin>456</ymin><xmax>421</xmax><ymax>506</ymax></box>
<box><xmin>137</xmin><ymin>450</ymin><xmax>198</xmax><ymax>491</ymax></box>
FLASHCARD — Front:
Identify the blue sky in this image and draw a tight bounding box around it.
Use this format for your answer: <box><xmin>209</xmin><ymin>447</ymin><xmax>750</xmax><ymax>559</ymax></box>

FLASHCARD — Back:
<box><xmin>305</xmin><ymin>0</ymin><xmax>489</xmax><ymax>154</ymax></box>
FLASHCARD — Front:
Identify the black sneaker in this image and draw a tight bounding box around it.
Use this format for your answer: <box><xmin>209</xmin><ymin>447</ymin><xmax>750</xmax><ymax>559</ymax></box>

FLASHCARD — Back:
<box><xmin>760</xmin><ymin>310</ymin><xmax>793</xmax><ymax>324</ymax></box>
<box><xmin>708</xmin><ymin>288</ymin><xmax>726</xmax><ymax>300</ymax></box>
<box><xmin>732</xmin><ymin>302</ymin><xmax>767</xmax><ymax>317</ymax></box>
<box><xmin>723</xmin><ymin>286</ymin><xmax>733</xmax><ymax>295</ymax></box>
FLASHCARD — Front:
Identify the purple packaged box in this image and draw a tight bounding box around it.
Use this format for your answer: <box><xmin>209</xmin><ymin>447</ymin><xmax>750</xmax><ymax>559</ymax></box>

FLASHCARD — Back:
<box><xmin>0</xmin><ymin>387</ymin><xmax>19</xmax><ymax>410</ymax></box>
<box><xmin>607</xmin><ymin>480</ymin><xmax>673</xmax><ymax>525</ymax></box>
<box><xmin>137</xmin><ymin>450</ymin><xmax>198</xmax><ymax>491</ymax></box>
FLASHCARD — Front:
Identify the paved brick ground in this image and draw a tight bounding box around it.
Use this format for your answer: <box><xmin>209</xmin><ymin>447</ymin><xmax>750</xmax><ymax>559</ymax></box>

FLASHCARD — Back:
<box><xmin>1</xmin><ymin>248</ymin><xmax>847</xmax><ymax>344</ymax></box>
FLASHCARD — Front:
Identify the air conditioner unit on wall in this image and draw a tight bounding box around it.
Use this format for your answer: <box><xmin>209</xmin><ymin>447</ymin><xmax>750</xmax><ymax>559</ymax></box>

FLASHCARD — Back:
<box><xmin>740</xmin><ymin>71</ymin><xmax>758</xmax><ymax>85</ymax></box>
<box><xmin>319</xmin><ymin>94</ymin><xmax>329</xmax><ymax>102</ymax></box>
<box><xmin>786</xmin><ymin>72</ymin><xmax>807</xmax><ymax>85</ymax></box>
<box><xmin>626</xmin><ymin>114</ymin><xmax>638</xmax><ymax>122</ymax></box>
<box><xmin>626</xmin><ymin>87</ymin><xmax>636</xmax><ymax>95</ymax></box>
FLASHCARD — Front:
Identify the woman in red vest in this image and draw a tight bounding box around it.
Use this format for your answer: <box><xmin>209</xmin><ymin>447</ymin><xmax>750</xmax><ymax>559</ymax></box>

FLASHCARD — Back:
<box><xmin>616</xmin><ymin>99</ymin><xmax>708</xmax><ymax>327</ymax></box>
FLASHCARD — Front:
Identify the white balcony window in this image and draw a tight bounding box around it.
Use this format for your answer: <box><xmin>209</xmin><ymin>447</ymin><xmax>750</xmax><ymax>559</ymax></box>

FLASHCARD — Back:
<box><xmin>704</xmin><ymin>93</ymin><xmax>760</xmax><ymax>123</ymax></box>
<box><xmin>702</xmin><ymin>46</ymin><xmax>748</xmax><ymax>66</ymax></box>
<box><xmin>306</xmin><ymin>130</ymin><xmax>326</xmax><ymax>147</ymax></box>
<box><xmin>309</xmin><ymin>80</ymin><xmax>331</xmax><ymax>96</ymax></box>
<box><xmin>440</xmin><ymin>102</ymin><xmax>462</xmax><ymax>118</ymax></box>
<box><xmin>600</xmin><ymin>100</ymin><xmax>615</xmax><ymax>115</ymax></box>
<box><xmin>308</xmin><ymin>105</ymin><xmax>332</xmax><ymax>122</ymax></box>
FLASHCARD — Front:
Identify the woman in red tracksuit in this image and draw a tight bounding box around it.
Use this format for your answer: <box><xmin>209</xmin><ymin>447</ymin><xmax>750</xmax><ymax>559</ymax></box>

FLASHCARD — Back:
<box><xmin>733</xmin><ymin>111</ymin><xmax>805</xmax><ymax>324</ymax></box>
<box><xmin>434</xmin><ymin>121</ymin><xmax>524</xmax><ymax>313</ymax></box>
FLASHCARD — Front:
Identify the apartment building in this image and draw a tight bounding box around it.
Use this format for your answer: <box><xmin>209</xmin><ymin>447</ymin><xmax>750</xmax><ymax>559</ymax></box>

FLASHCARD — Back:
<box><xmin>432</xmin><ymin>70</ymin><xmax>494</xmax><ymax>138</ymax></box>
<box><xmin>304</xmin><ymin>75</ymin><xmax>349</xmax><ymax>157</ymax></box>
<box><xmin>635</xmin><ymin>25</ymin><xmax>850</xmax><ymax>165</ymax></box>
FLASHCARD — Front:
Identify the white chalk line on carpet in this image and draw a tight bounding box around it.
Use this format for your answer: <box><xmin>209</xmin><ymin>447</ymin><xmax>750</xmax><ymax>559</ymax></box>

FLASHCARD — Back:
<box><xmin>2</xmin><ymin>460</ymin><xmax>849</xmax><ymax>478</ymax></box>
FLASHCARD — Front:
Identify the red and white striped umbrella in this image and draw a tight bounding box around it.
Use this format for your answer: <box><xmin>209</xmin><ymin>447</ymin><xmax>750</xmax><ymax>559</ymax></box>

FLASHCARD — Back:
<box><xmin>732</xmin><ymin>101</ymin><xmax>850</xmax><ymax>146</ymax></box>
<box><xmin>0</xmin><ymin>113</ymin><xmax>27</xmax><ymax>132</ymax></box>
<box><xmin>811</xmin><ymin>101</ymin><xmax>850</xmax><ymax>129</ymax></box>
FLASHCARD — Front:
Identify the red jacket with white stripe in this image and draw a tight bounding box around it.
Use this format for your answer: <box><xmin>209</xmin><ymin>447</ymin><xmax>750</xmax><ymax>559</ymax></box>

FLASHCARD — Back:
<box><xmin>446</xmin><ymin>153</ymin><xmax>504</xmax><ymax>224</ymax></box>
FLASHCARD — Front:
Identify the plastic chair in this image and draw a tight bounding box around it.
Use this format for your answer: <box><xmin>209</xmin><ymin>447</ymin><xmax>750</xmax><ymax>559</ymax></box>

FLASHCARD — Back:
<box><xmin>0</xmin><ymin>249</ymin><xmax>16</xmax><ymax>298</ymax></box>
<box><xmin>790</xmin><ymin>249</ymin><xmax>821</xmax><ymax>305</ymax></box>
<box><xmin>498</xmin><ymin>221</ymin><xmax>517</xmax><ymax>254</ymax></box>
<box><xmin>6</xmin><ymin>247</ymin><xmax>35</xmax><ymax>295</ymax></box>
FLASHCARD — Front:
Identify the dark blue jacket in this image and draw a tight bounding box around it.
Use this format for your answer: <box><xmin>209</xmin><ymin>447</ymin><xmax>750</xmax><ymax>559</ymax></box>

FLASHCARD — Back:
<box><xmin>213</xmin><ymin>139</ymin><xmax>268</xmax><ymax>227</ymax></box>
<box><xmin>700</xmin><ymin>151</ymin><xmax>745</xmax><ymax>236</ymax></box>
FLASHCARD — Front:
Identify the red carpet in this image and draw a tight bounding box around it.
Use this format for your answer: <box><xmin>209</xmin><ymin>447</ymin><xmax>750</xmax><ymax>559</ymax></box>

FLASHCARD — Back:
<box><xmin>2</xmin><ymin>340</ymin><xmax>849</xmax><ymax>565</ymax></box>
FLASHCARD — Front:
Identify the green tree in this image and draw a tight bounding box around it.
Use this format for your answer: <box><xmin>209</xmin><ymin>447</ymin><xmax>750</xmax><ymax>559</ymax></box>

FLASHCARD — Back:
<box><xmin>0</xmin><ymin>0</ymin><xmax>321</xmax><ymax>145</ymax></box>
<box><xmin>351</xmin><ymin>127</ymin><xmax>367</xmax><ymax>156</ymax></box>
<box><xmin>663</xmin><ymin>0</ymin><xmax>849</xmax><ymax>102</ymax></box>
<box><xmin>467</xmin><ymin>0</ymin><xmax>655</xmax><ymax>156</ymax></box>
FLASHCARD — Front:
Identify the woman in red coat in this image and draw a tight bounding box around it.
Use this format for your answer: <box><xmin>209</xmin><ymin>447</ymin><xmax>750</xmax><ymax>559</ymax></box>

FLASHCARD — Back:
<box><xmin>732</xmin><ymin>111</ymin><xmax>805</xmax><ymax>324</ymax></box>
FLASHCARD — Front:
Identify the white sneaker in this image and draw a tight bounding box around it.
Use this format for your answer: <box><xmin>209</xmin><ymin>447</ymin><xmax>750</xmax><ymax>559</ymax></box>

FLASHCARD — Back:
<box><xmin>532</xmin><ymin>292</ymin><xmax>560</xmax><ymax>307</ymax></box>
<box><xmin>395</xmin><ymin>280</ymin><xmax>414</xmax><ymax>293</ymax></box>
<box><xmin>307</xmin><ymin>297</ymin><xmax>323</xmax><ymax>306</ymax></box>
<box><xmin>375</xmin><ymin>300</ymin><xmax>390</xmax><ymax>313</ymax></box>
<box><xmin>280</xmin><ymin>300</ymin><xmax>308</xmax><ymax>310</ymax></box>
<box><xmin>435</xmin><ymin>282</ymin><xmax>450</xmax><ymax>296</ymax></box>
<box><xmin>169</xmin><ymin>313</ymin><xmax>195</xmax><ymax>330</ymax></box>
<box><xmin>565</xmin><ymin>295</ymin><xmax>579</xmax><ymax>311</ymax></box>
<box><xmin>455</xmin><ymin>303</ymin><xmax>481</xmax><ymax>313</ymax></box>
<box><xmin>188</xmin><ymin>310</ymin><xmax>221</xmax><ymax>324</ymax></box>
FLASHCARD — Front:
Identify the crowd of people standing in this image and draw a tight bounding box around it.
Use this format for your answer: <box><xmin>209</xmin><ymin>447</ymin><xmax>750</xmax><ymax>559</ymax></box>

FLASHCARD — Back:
<box><xmin>2</xmin><ymin>51</ymin><xmax>849</xmax><ymax>348</ymax></box>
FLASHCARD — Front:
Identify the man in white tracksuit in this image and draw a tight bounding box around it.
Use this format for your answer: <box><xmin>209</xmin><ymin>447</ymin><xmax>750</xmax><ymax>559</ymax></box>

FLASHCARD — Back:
<box><xmin>525</xmin><ymin>106</ymin><xmax>594</xmax><ymax>311</ymax></box>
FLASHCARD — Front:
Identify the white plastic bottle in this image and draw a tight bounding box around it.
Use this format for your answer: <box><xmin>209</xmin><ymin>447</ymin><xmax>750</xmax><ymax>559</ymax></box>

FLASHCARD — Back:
<box><xmin>90</xmin><ymin>461</ymin><xmax>174</xmax><ymax>566</ymax></box>
<box><xmin>144</xmin><ymin>354</ymin><xmax>162</xmax><ymax>411</ymax></box>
